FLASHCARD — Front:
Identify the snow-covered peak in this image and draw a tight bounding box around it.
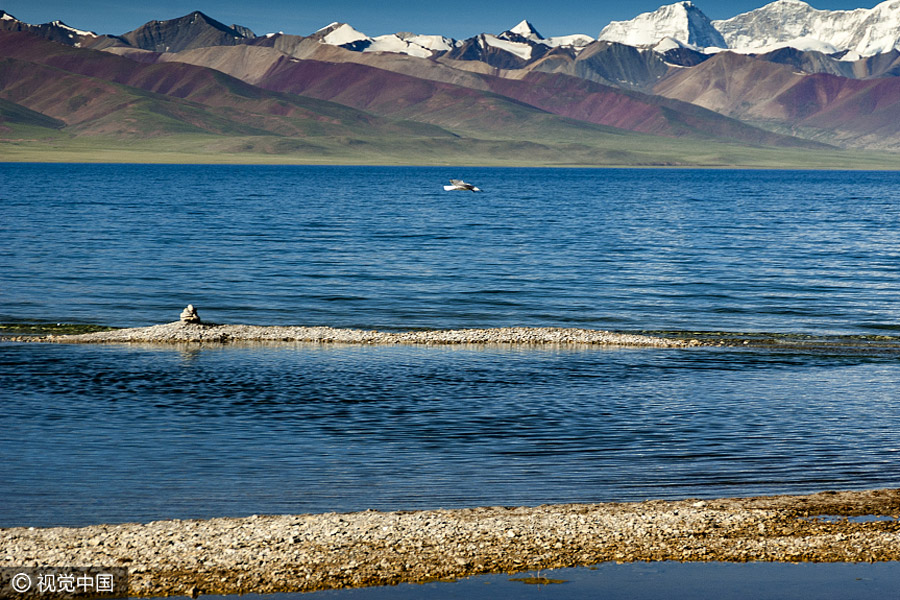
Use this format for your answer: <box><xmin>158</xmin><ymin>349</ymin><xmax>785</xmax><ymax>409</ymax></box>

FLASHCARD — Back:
<box><xmin>509</xmin><ymin>20</ymin><xmax>543</xmax><ymax>40</ymax></box>
<box><xmin>598</xmin><ymin>1</ymin><xmax>726</xmax><ymax>49</ymax></box>
<box><xmin>319</xmin><ymin>22</ymin><xmax>370</xmax><ymax>46</ymax></box>
<box><xmin>713</xmin><ymin>0</ymin><xmax>900</xmax><ymax>56</ymax></box>
<box><xmin>1</xmin><ymin>10</ymin><xmax>17</xmax><ymax>21</ymax></box>
<box><xmin>315</xmin><ymin>22</ymin><xmax>339</xmax><ymax>33</ymax></box>
<box><xmin>499</xmin><ymin>20</ymin><xmax>592</xmax><ymax>49</ymax></box>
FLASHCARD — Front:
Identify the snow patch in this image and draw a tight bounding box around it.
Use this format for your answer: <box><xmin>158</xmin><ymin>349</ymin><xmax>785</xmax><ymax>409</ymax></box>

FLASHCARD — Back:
<box><xmin>545</xmin><ymin>33</ymin><xmax>594</xmax><ymax>48</ymax></box>
<box><xmin>404</xmin><ymin>34</ymin><xmax>457</xmax><ymax>52</ymax></box>
<box><xmin>734</xmin><ymin>35</ymin><xmax>840</xmax><ymax>55</ymax></box>
<box><xmin>365</xmin><ymin>34</ymin><xmax>433</xmax><ymax>57</ymax></box>
<box><xmin>482</xmin><ymin>34</ymin><xmax>533</xmax><ymax>59</ymax></box>
<box><xmin>51</xmin><ymin>20</ymin><xmax>97</xmax><ymax>37</ymax></box>
<box><xmin>1</xmin><ymin>12</ymin><xmax>16</xmax><ymax>21</ymax></box>
<box><xmin>653</xmin><ymin>36</ymin><xmax>689</xmax><ymax>52</ymax></box>
<box><xmin>316</xmin><ymin>23</ymin><xmax>458</xmax><ymax>57</ymax></box>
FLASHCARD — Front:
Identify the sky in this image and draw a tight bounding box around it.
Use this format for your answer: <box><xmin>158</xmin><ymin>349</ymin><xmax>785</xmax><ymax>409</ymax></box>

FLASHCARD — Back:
<box><xmin>0</xmin><ymin>0</ymin><xmax>888</xmax><ymax>39</ymax></box>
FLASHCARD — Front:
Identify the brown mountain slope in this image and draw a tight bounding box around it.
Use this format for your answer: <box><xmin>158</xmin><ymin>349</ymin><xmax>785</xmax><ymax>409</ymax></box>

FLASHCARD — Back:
<box><xmin>479</xmin><ymin>71</ymin><xmax>821</xmax><ymax>147</ymax></box>
<box><xmin>117</xmin><ymin>11</ymin><xmax>255</xmax><ymax>53</ymax></box>
<box><xmin>0</xmin><ymin>31</ymin><xmax>456</xmax><ymax>140</ymax></box>
<box><xmin>524</xmin><ymin>41</ymin><xmax>674</xmax><ymax>91</ymax></box>
<box><xmin>654</xmin><ymin>51</ymin><xmax>900</xmax><ymax>149</ymax></box>
<box><xmin>254</xmin><ymin>56</ymin><xmax>610</xmax><ymax>139</ymax></box>
<box><xmin>6</xmin><ymin>31</ymin><xmax>797</xmax><ymax>166</ymax></box>
<box><xmin>654</xmin><ymin>52</ymin><xmax>806</xmax><ymax>120</ymax></box>
<box><xmin>0</xmin><ymin>56</ymin><xmax>282</xmax><ymax>137</ymax></box>
<box><xmin>108</xmin><ymin>45</ymin><xmax>643</xmax><ymax>140</ymax></box>
<box><xmin>125</xmin><ymin>42</ymin><xmax>822</xmax><ymax>148</ymax></box>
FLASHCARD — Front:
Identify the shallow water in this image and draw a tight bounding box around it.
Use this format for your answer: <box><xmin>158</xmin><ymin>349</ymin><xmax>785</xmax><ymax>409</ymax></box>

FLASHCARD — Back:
<box><xmin>2</xmin><ymin>165</ymin><xmax>900</xmax><ymax>528</ymax></box>
<box><xmin>164</xmin><ymin>562</ymin><xmax>900</xmax><ymax>600</ymax></box>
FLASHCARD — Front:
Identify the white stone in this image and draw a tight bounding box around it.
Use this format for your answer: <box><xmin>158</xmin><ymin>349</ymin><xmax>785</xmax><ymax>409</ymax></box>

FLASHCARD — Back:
<box><xmin>180</xmin><ymin>304</ymin><xmax>201</xmax><ymax>323</ymax></box>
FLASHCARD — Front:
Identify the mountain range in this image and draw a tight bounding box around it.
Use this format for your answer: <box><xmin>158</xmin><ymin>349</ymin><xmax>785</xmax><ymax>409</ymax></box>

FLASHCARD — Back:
<box><xmin>3</xmin><ymin>2</ymin><xmax>900</xmax><ymax>166</ymax></box>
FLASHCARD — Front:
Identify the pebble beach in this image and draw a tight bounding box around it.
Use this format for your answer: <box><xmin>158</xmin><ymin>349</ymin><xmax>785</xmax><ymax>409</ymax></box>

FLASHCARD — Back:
<box><xmin>3</xmin><ymin>489</ymin><xmax>899</xmax><ymax>597</ymax></box>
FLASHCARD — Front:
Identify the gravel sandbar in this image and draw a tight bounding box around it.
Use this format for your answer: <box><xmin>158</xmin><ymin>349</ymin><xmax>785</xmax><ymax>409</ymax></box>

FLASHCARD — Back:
<box><xmin>3</xmin><ymin>489</ymin><xmax>899</xmax><ymax>597</ymax></box>
<box><xmin>6</xmin><ymin>321</ymin><xmax>691</xmax><ymax>348</ymax></box>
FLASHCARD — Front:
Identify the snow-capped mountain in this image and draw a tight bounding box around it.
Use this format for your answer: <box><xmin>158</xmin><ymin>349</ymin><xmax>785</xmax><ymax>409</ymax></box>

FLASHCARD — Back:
<box><xmin>598</xmin><ymin>2</ymin><xmax>726</xmax><ymax>50</ymax></box>
<box><xmin>315</xmin><ymin>19</ymin><xmax>592</xmax><ymax>60</ymax></box>
<box><xmin>289</xmin><ymin>2</ymin><xmax>900</xmax><ymax>60</ymax></box>
<box><xmin>501</xmin><ymin>19</ymin><xmax>593</xmax><ymax>48</ymax></box>
<box><xmin>315</xmin><ymin>22</ymin><xmax>457</xmax><ymax>57</ymax></box>
<box><xmin>0</xmin><ymin>9</ymin><xmax>101</xmax><ymax>47</ymax></box>
<box><xmin>714</xmin><ymin>0</ymin><xmax>900</xmax><ymax>58</ymax></box>
<box><xmin>503</xmin><ymin>20</ymin><xmax>543</xmax><ymax>42</ymax></box>
<box><xmin>11</xmin><ymin>2</ymin><xmax>900</xmax><ymax>69</ymax></box>
<box><xmin>596</xmin><ymin>0</ymin><xmax>900</xmax><ymax>58</ymax></box>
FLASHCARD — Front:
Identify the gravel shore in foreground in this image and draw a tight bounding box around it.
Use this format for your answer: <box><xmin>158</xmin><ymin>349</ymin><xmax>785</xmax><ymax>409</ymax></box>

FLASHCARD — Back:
<box><xmin>3</xmin><ymin>490</ymin><xmax>899</xmax><ymax>597</ymax></box>
<box><xmin>3</xmin><ymin>321</ymin><xmax>692</xmax><ymax>348</ymax></box>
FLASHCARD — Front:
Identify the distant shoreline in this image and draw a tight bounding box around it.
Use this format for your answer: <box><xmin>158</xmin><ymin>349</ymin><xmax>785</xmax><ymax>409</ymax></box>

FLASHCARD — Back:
<box><xmin>3</xmin><ymin>489</ymin><xmax>899</xmax><ymax>597</ymax></box>
<box><xmin>3</xmin><ymin>156</ymin><xmax>900</xmax><ymax>169</ymax></box>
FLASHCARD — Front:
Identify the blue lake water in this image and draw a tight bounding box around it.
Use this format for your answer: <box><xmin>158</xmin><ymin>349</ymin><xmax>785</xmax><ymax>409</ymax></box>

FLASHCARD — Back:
<box><xmin>2</xmin><ymin>164</ymin><xmax>900</xmax><ymax>528</ymax></box>
<box><xmin>239</xmin><ymin>562</ymin><xmax>900</xmax><ymax>600</ymax></box>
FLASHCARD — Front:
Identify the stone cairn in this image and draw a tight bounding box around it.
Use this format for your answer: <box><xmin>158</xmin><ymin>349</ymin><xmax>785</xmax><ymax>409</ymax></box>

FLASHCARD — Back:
<box><xmin>180</xmin><ymin>304</ymin><xmax>201</xmax><ymax>324</ymax></box>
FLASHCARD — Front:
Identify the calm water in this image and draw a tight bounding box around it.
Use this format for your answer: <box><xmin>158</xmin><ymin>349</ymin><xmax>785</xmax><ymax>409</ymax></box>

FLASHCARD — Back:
<box><xmin>2</xmin><ymin>164</ymin><xmax>900</xmax><ymax>527</ymax></box>
<box><xmin>235</xmin><ymin>562</ymin><xmax>900</xmax><ymax>600</ymax></box>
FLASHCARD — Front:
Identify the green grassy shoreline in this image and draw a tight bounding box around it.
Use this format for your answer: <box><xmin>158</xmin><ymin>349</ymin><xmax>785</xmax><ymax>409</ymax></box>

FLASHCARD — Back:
<box><xmin>3</xmin><ymin>128</ymin><xmax>900</xmax><ymax>169</ymax></box>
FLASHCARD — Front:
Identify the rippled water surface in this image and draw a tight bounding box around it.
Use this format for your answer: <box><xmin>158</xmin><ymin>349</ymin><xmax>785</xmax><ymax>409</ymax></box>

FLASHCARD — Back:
<box><xmin>3</xmin><ymin>165</ymin><xmax>900</xmax><ymax>334</ymax></box>
<box><xmin>2</xmin><ymin>165</ymin><xmax>900</xmax><ymax>527</ymax></box>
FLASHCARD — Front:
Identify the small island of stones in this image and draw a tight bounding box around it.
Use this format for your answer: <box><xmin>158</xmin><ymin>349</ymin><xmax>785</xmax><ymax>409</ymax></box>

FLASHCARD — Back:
<box><xmin>8</xmin><ymin>306</ymin><xmax>696</xmax><ymax>347</ymax></box>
